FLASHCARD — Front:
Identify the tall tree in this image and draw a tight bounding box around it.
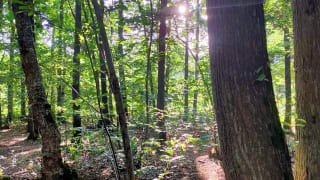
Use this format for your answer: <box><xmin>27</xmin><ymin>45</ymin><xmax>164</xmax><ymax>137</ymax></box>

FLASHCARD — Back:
<box><xmin>57</xmin><ymin>0</ymin><xmax>65</xmax><ymax>122</ymax></box>
<box><xmin>183</xmin><ymin>16</ymin><xmax>189</xmax><ymax>122</ymax></box>
<box><xmin>283</xmin><ymin>26</ymin><xmax>291</xmax><ymax>134</ymax></box>
<box><xmin>206</xmin><ymin>0</ymin><xmax>293</xmax><ymax>179</ymax></box>
<box><xmin>86</xmin><ymin>0</ymin><xmax>110</xmax><ymax>126</ymax></box>
<box><xmin>5</xmin><ymin>19</ymin><xmax>15</xmax><ymax>128</ymax></box>
<box><xmin>20</xmin><ymin>76</ymin><xmax>26</xmax><ymax>120</ymax></box>
<box><xmin>72</xmin><ymin>0</ymin><xmax>82</xmax><ymax>135</ymax></box>
<box><xmin>293</xmin><ymin>1</ymin><xmax>320</xmax><ymax>179</ymax></box>
<box><xmin>157</xmin><ymin>0</ymin><xmax>167</xmax><ymax>142</ymax></box>
<box><xmin>91</xmin><ymin>0</ymin><xmax>134</xmax><ymax>178</ymax></box>
<box><xmin>118</xmin><ymin>0</ymin><xmax>128</xmax><ymax>116</ymax></box>
<box><xmin>192</xmin><ymin>0</ymin><xmax>200</xmax><ymax>120</ymax></box>
<box><xmin>12</xmin><ymin>0</ymin><xmax>65</xmax><ymax>178</ymax></box>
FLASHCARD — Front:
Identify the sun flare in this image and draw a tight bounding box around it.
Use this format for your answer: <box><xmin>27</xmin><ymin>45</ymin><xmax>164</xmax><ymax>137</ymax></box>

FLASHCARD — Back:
<box><xmin>178</xmin><ymin>5</ymin><xmax>186</xmax><ymax>14</ymax></box>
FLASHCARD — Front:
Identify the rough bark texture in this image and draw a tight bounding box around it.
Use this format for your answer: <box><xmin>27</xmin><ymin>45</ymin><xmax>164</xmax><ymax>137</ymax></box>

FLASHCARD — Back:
<box><xmin>192</xmin><ymin>0</ymin><xmax>200</xmax><ymax>121</ymax></box>
<box><xmin>91</xmin><ymin>0</ymin><xmax>134</xmax><ymax>178</ymax></box>
<box><xmin>12</xmin><ymin>0</ymin><xmax>64</xmax><ymax>178</ymax></box>
<box><xmin>157</xmin><ymin>0</ymin><xmax>167</xmax><ymax>142</ymax></box>
<box><xmin>283</xmin><ymin>27</ymin><xmax>291</xmax><ymax>134</ymax></box>
<box><xmin>206</xmin><ymin>1</ymin><xmax>293</xmax><ymax>179</ymax></box>
<box><xmin>72</xmin><ymin>0</ymin><xmax>81</xmax><ymax>134</ymax></box>
<box><xmin>21</xmin><ymin>76</ymin><xmax>26</xmax><ymax>120</ymax></box>
<box><xmin>183</xmin><ymin>19</ymin><xmax>189</xmax><ymax>122</ymax></box>
<box><xmin>293</xmin><ymin>0</ymin><xmax>320</xmax><ymax>179</ymax></box>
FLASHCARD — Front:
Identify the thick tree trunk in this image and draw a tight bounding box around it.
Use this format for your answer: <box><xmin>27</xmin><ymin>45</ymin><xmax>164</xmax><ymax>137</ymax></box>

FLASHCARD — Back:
<box><xmin>57</xmin><ymin>0</ymin><xmax>65</xmax><ymax>123</ymax></box>
<box><xmin>192</xmin><ymin>0</ymin><xmax>200</xmax><ymax>121</ymax></box>
<box><xmin>283</xmin><ymin>27</ymin><xmax>291</xmax><ymax>134</ymax></box>
<box><xmin>293</xmin><ymin>1</ymin><xmax>320</xmax><ymax>179</ymax></box>
<box><xmin>91</xmin><ymin>0</ymin><xmax>134</xmax><ymax>178</ymax></box>
<box><xmin>157</xmin><ymin>0</ymin><xmax>167</xmax><ymax>143</ymax></box>
<box><xmin>183</xmin><ymin>19</ymin><xmax>189</xmax><ymax>122</ymax></box>
<box><xmin>21</xmin><ymin>76</ymin><xmax>26</xmax><ymax>121</ymax></box>
<box><xmin>206</xmin><ymin>1</ymin><xmax>293</xmax><ymax>179</ymax></box>
<box><xmin>72</xmin><ymin>0</ymin><xmax>81</xmax><ymax>135</ymax></box>
<box><xmin>12</xmin><ymin>0</ymin><xmax>64</xmax><ymax>178</ymax></box>
<box><xmin>27</xmin><ymin>106</ymin><xmax>39</xmax><ymax>140</ymax></box>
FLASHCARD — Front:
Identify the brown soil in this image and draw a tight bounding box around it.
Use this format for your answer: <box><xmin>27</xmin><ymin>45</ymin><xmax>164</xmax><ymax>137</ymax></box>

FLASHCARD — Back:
<box><xmin>0</xmin><ymin>125</ymin><xmax>225</xmax><ymax>180</ymax></box>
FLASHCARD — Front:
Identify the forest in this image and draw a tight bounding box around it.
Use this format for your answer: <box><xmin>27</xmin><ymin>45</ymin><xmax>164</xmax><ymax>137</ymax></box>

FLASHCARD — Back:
<box><xmin>0</xmin><ymin>0</ymin><xmax>319</xmax><ymax>179</ymax></box>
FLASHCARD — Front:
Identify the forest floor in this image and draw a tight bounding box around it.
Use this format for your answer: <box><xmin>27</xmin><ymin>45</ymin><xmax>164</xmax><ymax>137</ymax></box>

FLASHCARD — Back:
<box><xmin>0</xmin><ymin>124</ymin><xmax>224</xmax><ymax>180</ymax></box>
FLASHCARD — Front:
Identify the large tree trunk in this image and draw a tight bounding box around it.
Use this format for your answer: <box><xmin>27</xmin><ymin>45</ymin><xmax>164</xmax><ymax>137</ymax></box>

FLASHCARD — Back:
<box><xmin>183</xmin><ymin>18</ymin><xmax>189</xmax><ymax>122</ymax></box>
<box><xmin>206</xmin><ymin>1</ymin><xmax>293</xmax><ymax>179</ymax></box>
<box><xmin>72</xmin><ymin>0</ymin><xmax>81</xmax><ymax>135</ymax></box>
<box><xmin>12</xmin><ymin>0</ymin><xmax>64</xmax><ymax>178</ymax></box>
<box><xmin>283</xmin><ymin>27</ymin><xmax>291</xmax><ymax>134</ymax></box>
<box><xmin>21</xmin><ymin>76</ymin><xmax>26</xmax><ymax>121</ymax></box>
<box><xmin>192</xmin><ymin>0</ymin><xmax>200</xmax><ymax>121</ymax></box>
<box><xmin>91</xmin><ymin>0</ymin><xmax>134</xmax><ymax>179</ymax></box>
<box><xmin>157</xmin><ymin>0</ymin><xmax>167</xmax><ymax>143</ymax></box>
<box><xmin>293</xmin><ymin>1</ymin><xmax>320</xmax><ymax>179</ymax></box>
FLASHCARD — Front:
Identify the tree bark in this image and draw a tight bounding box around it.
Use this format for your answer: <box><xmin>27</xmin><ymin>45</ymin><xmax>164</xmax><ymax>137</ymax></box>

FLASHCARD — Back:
<box><xmin>118</xmin><ymin>0</ymin><xmax>128</xmax><ymax>117</ymax></box>
<box><xmin>12</xmin><ymin>0</ymin><xmax>64</xmax><ymax>178</ymax></box>
<box><xmin>283</xmin><ymin>27</ymin><xmax>291</xmax><ymax>134</ymax></box>
<box><xmin>293</xmin><ymin>1</ymin><xmax>320</xmax><ymax>179</ymax></box>
<box><xmin>72</xmin><ymin>0</ymin><xmax>81</xmax><ymax>135</ymax></box>
<box><xmin>157</xmin><ymin>0</ymin><xmax>167</xmax><ymax>143</ymax></box>
<box><xmin>21</xmin><ymin>76</ymin><xmax>26</xmax><ymax>121</ymax></box>
<box><xmin>192</xmin><ymin>0</ymin><xmax>200</xmax><ymax>121</ymax></box>
<box><xmin>206</xmin><ymin>1</ymin><xmax>293</xmax><ymax>179</ymax></box>
<box><xmin>91</xmin><ymin>0</ymin><xmax>134</xmax><ymax>178</ymax></box>
<box><xmin>86</xmin><ymin>0</ymin><xmax>110</xmax><ymax>127</ymax></box>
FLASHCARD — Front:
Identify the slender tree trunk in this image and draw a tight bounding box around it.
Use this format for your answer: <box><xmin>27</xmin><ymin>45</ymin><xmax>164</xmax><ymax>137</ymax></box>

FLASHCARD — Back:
<box><xmin>57</xmin><ymin>0</ymin><xmax>65</xmax><ymax>123</ymax></box>
<box><xmin>21</xmin><ymin>76</ymin><xmax>26</xmax><ymax>121</ymax></box>
<box><xmin>283</xmin><ymin>27</ymin><xmax>291</xmax><ymax>134</ymax></box>
<box><xmin>192</xmin><ymin>0</ymin><xmax>200</xmax><ymax>121</ymax></box>
<box><xmin>0</xmin><ymin>89</ymin><xmax>2</xmax><ymax>127</ymax></box>
<box><xmin>293</xmin><ymin>1</ymin><xmax>320</xmax><ymax>179</ymax></box>
<box><xmin>206</xmin><ymin>1</ymin><xmax>293</xmax><ymax>179</ymax></box>
<box><xmin>5</xmin><ymin>22</ymin><xmax>15</xmax><ymax>128</ymax></box>
<box><xmin>118</xmin><ymin>0</ymin><xmax>128</xmax><ymax>117</ymax></box>
<box><xmin>12</xmin><ymin>0</ymin><xmax>65</xmax><ymax>178</ymax></box>
<box><xmin>144</xmin><ymin>0</ymin><xmax>153</xmax><ymax>137</ymax></box>
<box><xmin>72</xmin><ymin>0</ymin><xmax>81</xmax><ymax>135</ymax></box>
<box><xmin>183</xmin><ymin>18</ymin><xmax>189</xmax><ymax>122</ymax></box>
<box><xmin>86</xmin><ymin>0</ymin><xmax>110</xmax><ymax>126</ymax></box>
<box><xmin>157</xmin><ymin>0</ymin><xmax>167</xmax><ymax>143</ymax></box>
<box><xmin>91</xmin><ymin>0</ymin><xmax>134</xmax><ymax>178</ymax></box>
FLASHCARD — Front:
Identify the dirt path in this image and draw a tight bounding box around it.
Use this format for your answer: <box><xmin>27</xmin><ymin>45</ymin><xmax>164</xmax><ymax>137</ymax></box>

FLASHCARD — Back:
<box><xmin>0</xmin><ymin>125</ymin><xmax>225</xmax><ymax>180</ymax></box>
<box><xmin>0</xmin><ymin>126</ymin><xmax>41</xmax><ymax>179</ymax></box>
